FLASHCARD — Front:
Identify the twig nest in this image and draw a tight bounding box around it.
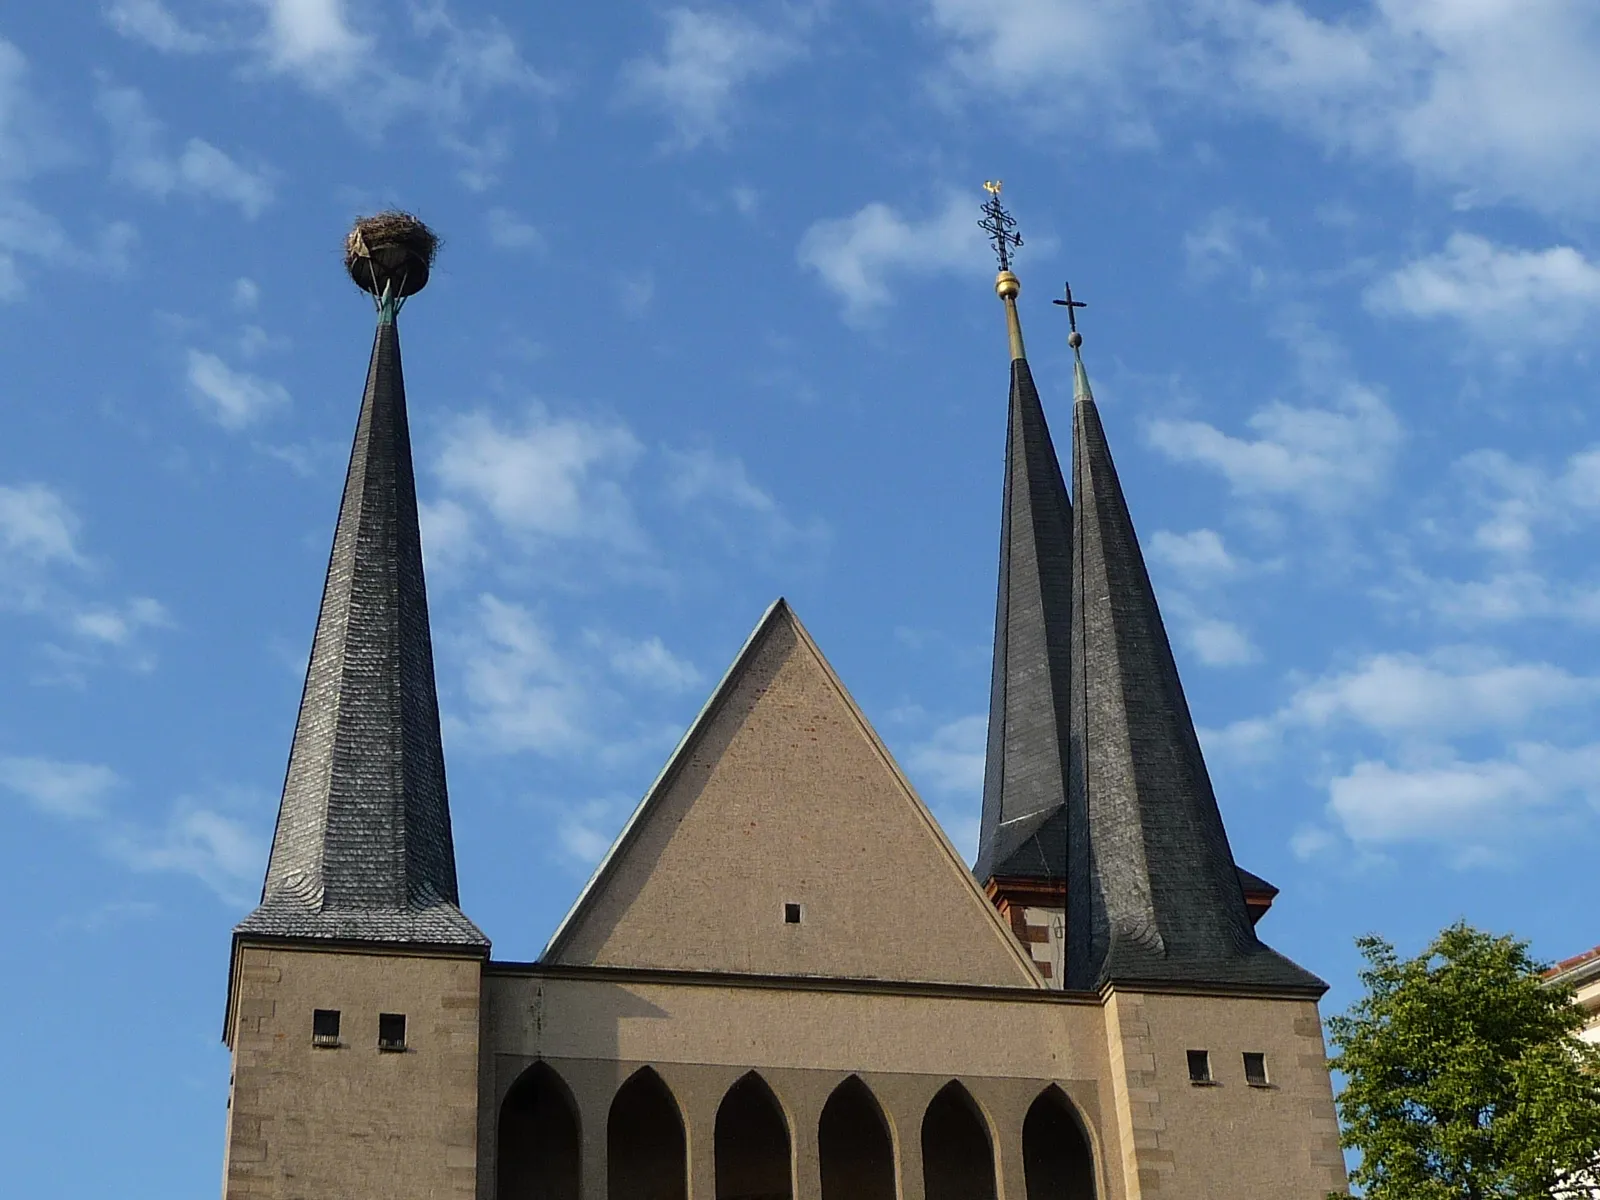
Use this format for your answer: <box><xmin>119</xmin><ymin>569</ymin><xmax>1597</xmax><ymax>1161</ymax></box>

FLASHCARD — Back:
<box><xmin>344</xmin><ymin>212</ymin><xmax>438</xmax><ymax>298</ymax></box>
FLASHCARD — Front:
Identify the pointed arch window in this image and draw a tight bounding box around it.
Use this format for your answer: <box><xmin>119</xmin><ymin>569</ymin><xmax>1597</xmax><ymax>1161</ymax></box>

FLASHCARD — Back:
<box><xmin>716</xmin><ymin>1071</ymin><xmax>793</xmax><ymax>1200</ymax></box>
<box><xmin>608</xmin><ymin>1067</ymin><xmax>687</xmax><ymax>1200</ymax></box>
<box><xmin>921</xmin><ymin>1081</ymin><xmax>996</xmax><ymax>1200</ymax></box>
<box><xmin>819</xmin><ymin>1075</ymin><xmax>895</xmax><ymax>1200</ymax></box>
<box><xmin>497</xmin><ymin>1061</ymin><xmax>580</xmax><ymax>1200</ymax></box>
<box><xmin>1023</xmin><ymin>1084</ymin><xmax>1096</xmax><ymax>1199</ymax></box>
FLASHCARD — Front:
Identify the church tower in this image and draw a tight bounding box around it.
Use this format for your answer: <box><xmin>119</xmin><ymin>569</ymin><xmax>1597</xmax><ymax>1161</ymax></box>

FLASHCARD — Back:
<box><xmin>216</xmin><ymin>202</ymin><xmax>1347</xmax><ymax>1199</ymax></box>
<box><xmin>220</xmin><ymin>216</ymin><xmax>487</xmax><ymax>1200</ymax></box>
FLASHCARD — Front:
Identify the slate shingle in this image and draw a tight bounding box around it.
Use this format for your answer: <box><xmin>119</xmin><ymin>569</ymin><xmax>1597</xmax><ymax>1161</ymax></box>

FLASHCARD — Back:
<box><xmin>975</xmin><ymin>358</ymin><xmax>1076</xmax><ymax>884</ymax></box>
<box><xmin>236</xmin><ymin>316</ymin><xmax>486</xmax><ymax>949</ymax></box>
<box><xmin>1065</xmin><ymin>357</ymin><xmax>1317</xmax><ymax>992</ymax></box>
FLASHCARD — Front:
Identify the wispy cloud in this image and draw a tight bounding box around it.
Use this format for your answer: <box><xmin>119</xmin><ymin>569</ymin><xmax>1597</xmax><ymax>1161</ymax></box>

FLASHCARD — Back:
<box><xmin>0</xmin><ymin>482</ymin><xmax>171</xmax><ymax>672</ymax></box>
<box><xmin>0</xmin><ymin>757</ymin><xmax>263</xmax><ymax>900</ymax></box>
<box><xmin>1326</xmin><ymin>743</ymin><xmax>1600</xmax><ymax>858</ymax></box>
<box><xmin>798</xmin><ymin>193</ymin><xmax>989</xmax><ymax>322</ymax></box>
<box><xmin>486</xmin><ymin>207</ymin><xmax>543</xmax><ymax>252</ymax></box>
<box><xmin>663</xmin><ymin>445</ymin><xmax>828</xmax><ymax>562</ymax></box>
<box><xmin>900</xmin><ymin>713</ymin><xmax>988</xmax><ymax>862</ymax></box>
<box><xmin>1148</xmin><ymin>383</ymin><xmax>1401</xmax><ymax>516</ymax></box>
<box><xmin>105</xmin><ymin>1</ymin><xmax>552</xmax><ymax>187</ymax></box>
<box><xmin>0</xmin><ymin>482</ymin><xmax>83</xmax><ymax>569</ymax></box>
<box><xmin>253</xmin><ymin>0</ymin><xmax>368</xmax><ymax>75</ymax></box>
<box><xmin>1148</xmin><ymin>528</ymin><xmax>1242</xmax><ymax>584</ymax></box>
<box><xmin>186</xmin><ymin>349</ymin><xmax>290</xmax><ymax>429</ymax></box>
<box><xmin>1454</xmin><ymin>445</ymin><xmax>1600</xmax><ymax>557</ymax></box>
<box><xmin>620</xmin><ymin>7</ymin><xmax>802</xmax><ymax>149</ymax></box>
<box><xmin>105</xmin><ymin>0</ymin><xmax>212</xmax><ymax>53</ymax></box>
<box><xmin>97</xmin><ymin>84</ymin><xmax>274</xmax><ymax>218</ymax></box>
<box><xmin>434</xmin><ymin>406</ymin><xmax>645</xmax><ymax>552</ymax></box>
<box><xmin>0</xmin><ymin>756</ymin><xmax>120</xmax><ymax>819</ymax></box>
<box><xmin>928</xmin><ymin>0</ymin><xmax>1600</xmax><ymax>215</ymax></box>
<box><xmin>585</xmin><ymin>630</ymin><xmax>702</xmax><ymax>693</ymax></box>
<box><xmin>1210</xmin><ymin>646</ymin><xmax>1600</xmax><ymax>862</ymax></box>
<box><xmin>449</xmin><ymin>595</ymin><xmax>690</xmax><ymax>765</ymax></box>
<box><xmin>1368</xmin><ymin>233</ymin><xmax>1600</xmax><ymax>348</ymax></box>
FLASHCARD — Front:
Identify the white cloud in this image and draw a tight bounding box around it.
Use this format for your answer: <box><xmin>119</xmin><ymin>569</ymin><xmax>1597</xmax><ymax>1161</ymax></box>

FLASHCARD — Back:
<box><xmin>232</xmin><ymin>277</ymin><xmax>261</xmax><ymax>311</ymax></box>
<box><xmin>1148</xmin><ymin>384</ymin><xmax>1401</xmax><ymax>514</ymax></box>
<box><xmin>70</xmin><ymin>598</ymin><xmax>170</xmax><ymax>645</ymax></box>
<box><xmin>455</xmin><ymin>595</ymin><xmax>587</xmax><ymax>755</ymax></box>
<box><xmin>1148</xmin><ymin>528</ymin><xmax>1240</xmax><ymax>583</ymax></box>
<box><xmin>1327</xmin><ymin>742</ymin><xmax>1600</xmax><ymax>849</ymax></box>
<box><xmin>1</xmin><ymin>756</ymin><xmax>263</xmax><ymax>900</ymax></box>
<box><xmin>904</xmin><ymin>714</ymin><xmax>988</xmax><ymax>797</ymax></box>
<box><xmin>798</xmin><ymin>193</ymin><xmax>989</xmax><ymax>321</ymax></box>
<box><xmin>1368</xmin><ymin>233</ymin><xmax>1600</xmax><ymax>346</ymax></box>
<box><xmin>0</xmin><ymin>757</ymin><xmax>120</xmax><ymax>818</ymax></box>
<box><xmin>1184</xmin><ymin>208</ymin><xmax>1271</xmax><ymax>283</ymax></box>
<box><xmin>486</xmin><ymin>207</ymin><xmax>543</xmax><ymax>252</ymax></box>
<box><xmin>663</xmin><ymin>445</ymin><xmax>829</xmax><ymax>561</ymax></box>
<box><xmin>186</xmin><ymin>349</ymin><xmax>290</xmax><ymax>429</ymax></box>
<box><xmin>620</xmin><ymin>8</ymin><xmax>801</xmax><ymax>148</ymax></box>
<box><xmin>98</xmin><ymin>85</ymin><xmax>274</xmax><ymax>218</ymax></box>
<box><xmin>1217</xmin><ymin>648</ymin><xmax>1595</xmax><ymax>746</ymax></box>
<box><xmin>1454</xmin><ymin>445</ymin><xmax>1600</xmax><ymax>557</ymax></box>
<box><xmin>254</xmin><ymin>0</ymin><xmax>368</xmax><ymax>74</ymax></box>
<box><xmin>434</xmin><ymin>407</ymin><xmax>644</xmax><ymax>551</ymax></box>
<box><xmin>105</xmin><ymin>2</ymin><xmax>548</xmax><ymax>185</ymax></box>
<box><xmin>929</xmin><ymin>0</ymin><xmax>1600</xmax><ymax>215</ymax></box>
<box><xmin>1420</xmin><ymin>569</ymin><xmax>1600</xmax><ymax>628</ymax></box>
<box><xmin>105</xmin><ymin>0</ymin><xmax>212</xmax><ymax>53</ymax></box>
<box><xmin>0</xmin><ymin>482</ymin><xmax>83</xmax><ymax>566</ymax></box>
<box><xmin>109</xmin><ymin>801</ymin><xmax>264</xmax><ymax>901</ymax></box>
<box><xmin>1185</xmin><ymin>617</ymin><xmax>1260</xmax><ymax>667</ymax></box>
<box><xmin>587</xmin><ymin>631</ymin><xmax>701</xmax><ymax>693</ymax></box>
<box><xmin>554</xmin><ymin>797</ymin><xmax>629</xmax><ymax>868</ymax></box>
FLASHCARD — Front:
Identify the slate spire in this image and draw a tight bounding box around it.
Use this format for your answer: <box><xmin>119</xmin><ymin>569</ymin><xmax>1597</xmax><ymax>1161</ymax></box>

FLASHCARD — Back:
<box><xmin>1064</xmin><ymin>340</ymin><xmax>1316</xmax><ymax>991</ymax></box>
<box><xmin>237</xmin><ymin>216</ymin><xmax>485</xmax><ymax>948</ymax></box>
<box><xmin>973</xmin><ymin>253</ymin><xmax>1075</xmax><ymax>885</ymax></box>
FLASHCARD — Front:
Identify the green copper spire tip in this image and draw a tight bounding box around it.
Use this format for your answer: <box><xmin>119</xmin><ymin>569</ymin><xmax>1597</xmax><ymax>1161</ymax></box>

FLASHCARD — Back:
<box><xmin>1073</xmin><ymin>352</ymin><xmax>1094</xmax><ymax>404</ymax></box>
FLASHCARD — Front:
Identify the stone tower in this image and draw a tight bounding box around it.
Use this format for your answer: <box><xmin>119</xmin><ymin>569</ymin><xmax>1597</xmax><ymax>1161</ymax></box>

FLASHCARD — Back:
<box><xmin>221</xmin><ymin>217</ymin><xmax>487</xmax><ymax>1200</ymax></box>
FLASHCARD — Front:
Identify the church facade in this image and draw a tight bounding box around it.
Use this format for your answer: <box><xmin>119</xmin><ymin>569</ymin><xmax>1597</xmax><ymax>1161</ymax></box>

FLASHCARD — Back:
<box><xmin>219</xmin><ymin>217</ymin><xmax>1348</xmax><ymax>1199</ymax></box>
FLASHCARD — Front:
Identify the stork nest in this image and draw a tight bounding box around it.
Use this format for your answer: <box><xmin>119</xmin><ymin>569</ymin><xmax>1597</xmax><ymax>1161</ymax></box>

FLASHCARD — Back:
<box><xmin>344</xmin><ymin>211</ymin><xmax>439</xmax><ymax>298</ymax></box>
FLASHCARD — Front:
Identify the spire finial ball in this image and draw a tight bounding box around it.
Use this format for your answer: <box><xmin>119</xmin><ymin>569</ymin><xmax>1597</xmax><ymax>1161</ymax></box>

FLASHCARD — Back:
<box><xmin>1068</xmin><ymin>330</ymin><xmax>1082</xmax><ymax>349</ymax></box>
<box><xmin>344</xmin><ymin>211</ymin><xmax>439</xmax><ymax>299</ymax></box>
<box><xmin>995</xmin><ymin>270</ymin><xmax>1020</xmax><ymax>300</ymax></box>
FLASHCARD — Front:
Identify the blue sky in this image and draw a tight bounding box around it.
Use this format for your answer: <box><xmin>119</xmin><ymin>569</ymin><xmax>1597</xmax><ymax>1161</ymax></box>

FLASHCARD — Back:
<box><xmin>3</xmin><ymin>0</ymin><xmax>1600</xmax><ymax>1192</ymax></box>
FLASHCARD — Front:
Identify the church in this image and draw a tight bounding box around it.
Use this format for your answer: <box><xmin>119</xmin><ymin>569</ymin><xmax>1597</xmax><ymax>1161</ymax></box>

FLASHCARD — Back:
<box><xmin>218</xmin><ymin>202</ymin><xmax>1348</xmax><ymax>1199</ymax></box>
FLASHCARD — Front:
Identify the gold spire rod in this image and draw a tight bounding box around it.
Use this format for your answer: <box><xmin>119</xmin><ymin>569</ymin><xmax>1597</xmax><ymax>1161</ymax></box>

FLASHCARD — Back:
<box><xmin>980</xmin><ymin>181</ymin><xmax>1027</xmax><ymax>361</ymax></box>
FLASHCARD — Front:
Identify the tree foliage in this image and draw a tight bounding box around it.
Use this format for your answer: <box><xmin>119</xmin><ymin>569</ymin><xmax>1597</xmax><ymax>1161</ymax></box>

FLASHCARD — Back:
<box><xmin>1328</xmin><ymin>922</ymin><xmax>1600</xmax><ymax>1199</ymax></box>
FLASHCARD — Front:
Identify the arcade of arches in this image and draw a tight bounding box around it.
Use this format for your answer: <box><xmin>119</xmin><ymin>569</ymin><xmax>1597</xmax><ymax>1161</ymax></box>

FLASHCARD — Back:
<box><xmin>495</xmin><ymin>1067</ymin><xmax>1095</xmax><ymax>1199</ymax></box>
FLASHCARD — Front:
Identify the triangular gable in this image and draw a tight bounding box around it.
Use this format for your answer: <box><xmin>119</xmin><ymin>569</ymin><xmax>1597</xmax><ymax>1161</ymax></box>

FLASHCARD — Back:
<box><xmin>543</xmin><ymin>600</ymin><xmax>1043</xmax><ymax>988</ymax></box>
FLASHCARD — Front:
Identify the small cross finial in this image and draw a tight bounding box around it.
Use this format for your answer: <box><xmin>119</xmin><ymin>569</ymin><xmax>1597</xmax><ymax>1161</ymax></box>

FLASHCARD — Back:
<box><xmin>1053</xmin><ymin>281</ymin><xmax>1087</xmax><ymax>349</ymax></box>
<box><xmin>979</xmin><ymin>181</ymin><xmax>1023</xmax><ymax>273</ymax></box>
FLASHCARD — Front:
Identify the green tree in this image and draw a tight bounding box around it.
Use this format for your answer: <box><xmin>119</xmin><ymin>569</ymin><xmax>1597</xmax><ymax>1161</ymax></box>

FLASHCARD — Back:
<box><xmin>1328</xmin><ymin>922</ymin><xmax>1600</xmax><ymax>1199</ymax></box>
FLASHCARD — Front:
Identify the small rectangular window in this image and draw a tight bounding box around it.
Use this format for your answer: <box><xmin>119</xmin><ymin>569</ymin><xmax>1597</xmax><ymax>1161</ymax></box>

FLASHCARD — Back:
<box><xmin>312</xmin><ymin>1009</ymin><xmax>340</xmax><ymax>1047</ymax></box>
<box><xmin>378</xmin><ymin>1012</ymin><xmax>407</xmax><ymax>1052</ymax></box>
<box><xmin>1243</xmin><ymin>1052</ymin><xmax>1269</xmax><ymax>1086</ymax></box>
<box><xmin>1187</xmin><ymin>1049</ymin><xmax>1213</xmax><ymax>1084</ymax></box>
<box><xmin>784</xmin><ymin>902</ymin><xmax>802</xmax><ymax>924</ymax></box>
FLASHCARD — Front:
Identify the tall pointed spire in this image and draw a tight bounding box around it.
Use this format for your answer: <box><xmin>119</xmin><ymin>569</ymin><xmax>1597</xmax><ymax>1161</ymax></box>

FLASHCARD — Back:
<box><xmin>975</xmin><ymin>185</ymin><xmax>1074</xmax><ymax>888</ymax></box>
<box><xmin>237</xmin><ymin>215</ymin><xmax>485</xmax><ymax>948</ymax></box>
<box><xmin>1064</xmin><ymin>314</ymin><xmax>1316</xmax><ymax>992</ymax></box>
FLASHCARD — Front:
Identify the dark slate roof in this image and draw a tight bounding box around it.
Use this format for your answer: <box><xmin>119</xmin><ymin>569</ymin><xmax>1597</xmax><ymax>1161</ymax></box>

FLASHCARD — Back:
<box><xmin>1064</xmin><ymin>356</ymin><xmax>1320</xmax><ymax>993</ymax></box>
<box><xmin>236</xmin><ymin>316</ymin><xmax>486</xmax><ymax>949</ymax></box>
<box><xmin>975</xmin><ymin>358</ymin><xmax>1075</xmax><ymax>884</ymax></box>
